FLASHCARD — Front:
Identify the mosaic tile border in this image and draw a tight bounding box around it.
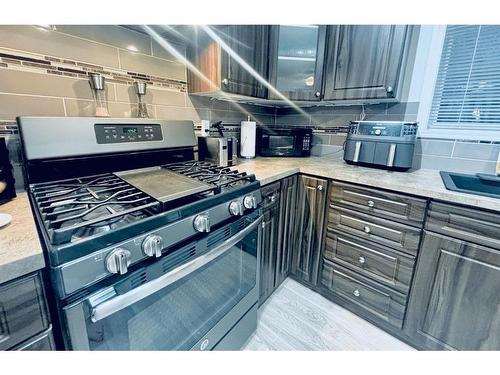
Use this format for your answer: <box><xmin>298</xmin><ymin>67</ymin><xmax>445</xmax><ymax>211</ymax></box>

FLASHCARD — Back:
<box><xmin>0</xmin><ymin>50</ymin><xmax>187</xmax><ymax>92</ymax></box>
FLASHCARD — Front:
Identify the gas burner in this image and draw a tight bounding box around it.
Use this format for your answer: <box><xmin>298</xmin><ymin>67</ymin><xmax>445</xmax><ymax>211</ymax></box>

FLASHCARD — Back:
<box><xmin>30</xmin><ymin>174</ymin><xmax>160</xmax><ymax>245</ymax></box>
<box><xmin>30</xmin><ymin>161</ymin><xmax>255</xmax><ymax>246</ymax></box>
<box><xmin>164</xmin><ymin>161</ymin><xmax>255</xmax><ymax>193</ymax></box>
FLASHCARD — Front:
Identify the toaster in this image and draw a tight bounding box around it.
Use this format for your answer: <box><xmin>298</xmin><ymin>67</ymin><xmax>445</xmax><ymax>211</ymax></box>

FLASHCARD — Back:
<box><xmin>344</xmin><ymin>121</ymin><xmax>418</xmax><ymax>171</ymax></box>
<box><xmin>197</xmin><ymin>136</ymin><xmax>238</xmax><ymax>167</ymax></box>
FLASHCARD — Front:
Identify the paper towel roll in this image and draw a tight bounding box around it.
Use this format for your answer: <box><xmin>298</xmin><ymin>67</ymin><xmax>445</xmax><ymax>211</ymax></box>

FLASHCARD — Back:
<box><xmin>240</xmin><ymin>120</ymin><xmax>256</xmax><ymax>158</ymax></box>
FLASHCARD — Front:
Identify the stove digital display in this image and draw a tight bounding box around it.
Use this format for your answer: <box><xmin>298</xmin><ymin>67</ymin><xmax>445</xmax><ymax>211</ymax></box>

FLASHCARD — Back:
<box><xmin>123</xmin><ymin>127</ymin><xmax>138</xmax><ymax>134</ymax></box>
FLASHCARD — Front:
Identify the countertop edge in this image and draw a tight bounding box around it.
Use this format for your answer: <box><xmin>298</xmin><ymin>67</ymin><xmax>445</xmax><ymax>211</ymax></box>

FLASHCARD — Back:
<box><xmin>0</xmin><ymin>253</ymin><xmax>46</xmax><ymax>285</ymax></box>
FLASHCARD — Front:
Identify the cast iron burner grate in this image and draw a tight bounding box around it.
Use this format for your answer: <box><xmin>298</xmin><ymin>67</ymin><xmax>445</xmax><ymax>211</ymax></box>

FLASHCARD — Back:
<box><xmin>164</xmin><ymin>161</ymin><xmax>255</xmax><ymax>194</ymax></box>
<box><xmin>30</xmin><ymin>174</ymin><xmax>160</xmax><ymax>245</ymax></box>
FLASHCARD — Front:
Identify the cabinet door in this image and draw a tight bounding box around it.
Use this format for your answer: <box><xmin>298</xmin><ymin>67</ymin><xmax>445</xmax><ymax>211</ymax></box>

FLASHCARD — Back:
<box><xmin>275</xmin><ymin>175</ymin><xmax>298</xmax><ymax>287</ymax></box>
<box><xmin>259</xmin><ymin>200</ymin><xmax>281</xmax><ymax>305</ymax></box>
<box><xmin>218</xmin><ymin>25</ymin><xmax>270</xmax><ymax>98</ymax></box>
<box><xmin>323</xmin><ymin>25</ymin><xmax>408</xmax><ymax>101</ymax></box>
<box><xmin>405</xmin><ymin>231</ymin><xmax>500</xmax><ymax>350</ymax></box>
<box><xmin>268</xmin><ymin>25</ymin><xmax>327</xmax><ymax>101</ymax></box>
<box><xmin>291</xmin><ymin>176</ymin><xmax>328</xmax><ymax>285</ymax></box>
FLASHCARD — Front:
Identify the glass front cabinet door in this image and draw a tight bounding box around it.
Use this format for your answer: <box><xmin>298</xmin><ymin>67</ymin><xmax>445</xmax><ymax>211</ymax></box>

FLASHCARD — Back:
<box><xmin>268</xmin><ymin>25</ymin><xmax>327</xmax><ymax>101</ymax></box>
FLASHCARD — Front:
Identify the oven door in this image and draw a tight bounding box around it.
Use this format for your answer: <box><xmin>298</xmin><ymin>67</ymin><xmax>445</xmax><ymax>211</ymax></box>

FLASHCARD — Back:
<box><xmin>62</xmin><ymin>214</ymin><xmax>262</xmax><ymax>351</ymax></box>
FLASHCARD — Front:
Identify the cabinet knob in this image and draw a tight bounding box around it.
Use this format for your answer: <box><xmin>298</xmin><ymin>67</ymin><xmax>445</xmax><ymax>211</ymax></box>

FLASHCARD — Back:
<box><xmin>367</xmin><ymin>200</ymin><xmax>375</xmax><ymax>208</ymax></box>
<box><xmin>363</xmin><ymin>226</ymin><xmax>371</xmax><ymax>234</ymax></box>
<box><xmin>315</xmin><ymin>91</ymin><xmax>321</xmax><ymax>98</ymax></box>
<box><xmin>222</xmin><ymin>78</ymin><xmax>229</xmax><ymax>86</ymax></box>
<box><xmin>386</xmin><ymin>86</ymin><xmax>393</xmax><ymax>93</ymax></box>
<box><xmin>269</xmin><ymin>193</ymin><xmax>277</xmax><ymax>203</ymax></box>
<box><xmin>317</xmin><ymin>185</ymin><xmax>324</xmax><ymax>191</ymax></box>
<box><xmin>353</xmin><ymin>289</ymin><xmax>360</xmax><ymax>297</ymax></box>
<box><xmin>358</xmin><ymin>256</ymin><xmax>366</xmax><ymax>264</ymax></box>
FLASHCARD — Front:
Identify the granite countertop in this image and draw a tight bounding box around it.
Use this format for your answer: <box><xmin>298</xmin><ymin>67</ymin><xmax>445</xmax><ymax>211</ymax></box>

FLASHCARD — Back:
<box><xmin>0</xmin><ymin>192</ymin><xmax>44</xmax><ymax>285</ymax></box>
<box><xmin>233</xmin><ymin>156</ymin><xmax>500</xmax><ymax>212</ymax></box>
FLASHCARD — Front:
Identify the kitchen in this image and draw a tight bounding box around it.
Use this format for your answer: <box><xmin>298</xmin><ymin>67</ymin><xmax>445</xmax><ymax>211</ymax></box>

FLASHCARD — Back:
<box><xmin>0</xmin><ymin>1</ymin><xmax>499</xmax><ymax>373</ymax></box>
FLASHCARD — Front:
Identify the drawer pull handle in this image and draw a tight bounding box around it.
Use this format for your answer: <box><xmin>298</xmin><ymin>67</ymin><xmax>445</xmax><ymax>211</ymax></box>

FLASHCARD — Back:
<box><xmin>358</xmin><ymin>256</ymin><xmax>366</xmax><ymax>264</ymax></box>
<box><xmin>367</xmin><ymin>200</ymin><xmax>375</xmax><ymax>208</ymax></box>
<box><xmin>353</xmin><ymin>289</ymin><xmax>360</xmax><ymax>297</ymax></box>
<box><xmin>363</xmin><ymin>226</ymin><xmax>371</xmax><ymax>234</ymax></box>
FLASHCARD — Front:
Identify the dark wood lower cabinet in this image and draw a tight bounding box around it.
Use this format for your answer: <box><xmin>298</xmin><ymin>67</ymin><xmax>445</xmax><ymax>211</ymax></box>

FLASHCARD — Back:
<box><xmin>276</xmin><ymin>175</ymin><xmax>298</xmax><ymax>287</ymax></box>
<box><xmin>291</xmin><ymin>175</ymin><xmax>328</xmax><ymax>285</ymax></box>
<box><xmin>259</xmin><ymin>183</ymin><xmax>281</xmax><ymax>305</ymax></box>
<box><xmin>259</xmin><ymin>176</ymin><xmax>299</xmax><ymax>305</ymax></box>
<box><xmin>0</xmin><ymin>271</ymin><xmax>55</xmax><ymax>351</ymax></box>
<box><xmin>404</xmin><ymin>230</ymin><xmax>500</xmax><ymax>350</ymax></box>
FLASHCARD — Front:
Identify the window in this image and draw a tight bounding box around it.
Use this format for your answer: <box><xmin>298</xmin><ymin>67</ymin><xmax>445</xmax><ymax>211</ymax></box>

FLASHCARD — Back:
<box><xmin>428</xmin><ymin>25</ymin><xmax>500</xmax><ymax>132</ymax></box>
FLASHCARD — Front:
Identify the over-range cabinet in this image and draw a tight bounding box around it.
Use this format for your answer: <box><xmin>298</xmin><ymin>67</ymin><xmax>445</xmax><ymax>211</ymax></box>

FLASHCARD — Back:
<box><xmin>187</xmin><ymin>25</ymin><xmax>270</xmax><ymax>98</ymax></box>
<box><xmin>258</xmin><ymin>175</ymin><xmax>298</xmax><ymax>305</ymax></box>
<box><xmin>290</xmin><ymin>175</ymin><xmax>328</xmax><ymax>286</ymax></box>
<box><xmin>267</xmin><ymin>25</ymin><xmax>327</xmax><ymax>101</ymax></box>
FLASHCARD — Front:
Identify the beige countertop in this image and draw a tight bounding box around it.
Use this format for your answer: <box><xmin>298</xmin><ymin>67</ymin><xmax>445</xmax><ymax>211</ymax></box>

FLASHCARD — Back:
<box><xmin>0</xmin><ymin>192</ymin><xmax>44</xmax><ymax>285</ymax></box>
<box><xmin>233</xmin><ymin>156</ymin><xmax>500</xmax><ymax>212</ymax></box>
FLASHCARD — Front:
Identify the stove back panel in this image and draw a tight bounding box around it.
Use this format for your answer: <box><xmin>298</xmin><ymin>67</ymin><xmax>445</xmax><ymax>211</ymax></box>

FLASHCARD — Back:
<box><xmin>18</xmin><ymin>117</ymin><xmax>196</xmax><ymax>161</ymax></box>
<box><xmin>17</xmin><ymin>117</ymin><xmax>196</xmax><ymax>183</ymax></box>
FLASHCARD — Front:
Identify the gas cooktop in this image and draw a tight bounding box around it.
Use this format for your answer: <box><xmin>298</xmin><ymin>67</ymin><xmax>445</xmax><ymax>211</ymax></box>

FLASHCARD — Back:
<box><xmin>30</xmin><ymin>161</ymin><xmax>256</xmax><ymax>246</ymax></box>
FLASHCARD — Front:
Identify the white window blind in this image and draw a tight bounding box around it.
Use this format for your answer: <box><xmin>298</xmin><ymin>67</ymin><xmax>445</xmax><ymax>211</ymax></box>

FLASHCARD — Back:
<box><xmin>429</xmin><ymin>25</ymin><xmax>500</xmax><ymax>131</ymax></box>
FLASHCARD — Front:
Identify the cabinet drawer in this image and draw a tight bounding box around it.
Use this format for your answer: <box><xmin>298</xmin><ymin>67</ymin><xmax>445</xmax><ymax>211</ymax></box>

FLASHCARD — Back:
<box><xmin>321</xmin><ymin>261</ymin><xmax>407</xmax><ymax>329</ymax></box>
<box><xmin>328</xmin><ymin>205</ymin><xmax>422</xmax><ymax>255</ymax></box>
<box><xmin>330</xmin><ymin>181</ymin><xmax>427</xmax><ymax>227</ymax></box>
<box><xmin>0</xmin><ymin>272</ymin><xmax>50</xmax><ymax>350</ymax></box>
<box><xmin>426</xmin><ymin>201</ymin><xmax>500</xmax><ymax>250</ymax></box>
<box><xmin>324</xmin><ymin>228</ymin><xmax>415</xmax><ymax>294</ymax></box>
<box><xmin>11</xmin><ymin>327</ymin><xmax>55</xmax><ymax>351</ymax></box>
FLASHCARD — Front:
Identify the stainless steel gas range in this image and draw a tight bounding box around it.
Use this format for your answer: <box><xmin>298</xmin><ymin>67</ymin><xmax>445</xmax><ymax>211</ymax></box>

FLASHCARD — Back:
<box><xmin>18</xmin><ymin>117</ymin><xmax>262</xmax><ymax>351</ymax></box>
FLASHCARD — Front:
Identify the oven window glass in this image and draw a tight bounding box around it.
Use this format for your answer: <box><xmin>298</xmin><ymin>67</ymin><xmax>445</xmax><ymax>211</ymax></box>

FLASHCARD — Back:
<box><xmin>76</xmin><ymin>226</ymin><xmax>258</xmax><ymax>350</ymax></box>
<box><xmin>269</xmin><ymin>135</ymin><xmax>294</xmax><ymax>150</ymax></box>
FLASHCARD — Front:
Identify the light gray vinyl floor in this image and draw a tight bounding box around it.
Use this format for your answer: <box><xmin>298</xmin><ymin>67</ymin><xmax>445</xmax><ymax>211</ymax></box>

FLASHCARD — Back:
<box><xmin>243</xmin><ymin>278</ymin><xmax>415</xmax><ymax>351</ymax></box>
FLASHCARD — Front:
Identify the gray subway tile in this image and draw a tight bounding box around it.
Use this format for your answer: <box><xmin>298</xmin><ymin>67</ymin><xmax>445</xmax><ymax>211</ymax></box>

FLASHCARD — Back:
<box><xmin>0</xmin><ymin>26</ymin><xmax>120</xmax><ymax>68</ymax></box>
<box><xmin>0</xmin><ymin>93</ymin><xmax>65</xmax><ymax>119</ymax></box>
<box><xmin>57</xmin><ymin>25</ymin><xmax>152</xmax><ymax>56</ymax></box>
<box><xmin>417</xmin><ymin>154</ymin><xmax>496</xmax><ymax>174</ymax></box>
<box><xmin>119</xmin><ymin>49</ymin><xmax>186</xmax><ymax>81</ymax></box>
<box><xmin>452</xmin><ymin>142</ymin><xmax>500</xmax><ymax>161</ymax></box>
<box><xmin>415</xmin><ymin>139</ymin><xmax>454</xmax><ymax>157</ymax></box>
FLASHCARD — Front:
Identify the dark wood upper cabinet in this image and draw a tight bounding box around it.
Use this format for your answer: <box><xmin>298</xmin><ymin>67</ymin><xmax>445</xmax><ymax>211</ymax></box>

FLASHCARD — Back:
<box><xmin>322</xmin><ymin>25</ymin><xmax>410</xmax><ymax>101</ymax></box>
<box><xmin>186</xmin><ymin>25</ymin><xmax>270</xmax><ymax>98</ymax></box>
<box><xmin>268</xmin><ymin>25</ymin><xmax>327</xmax><ymax>101</ymax></box>
<box><xmin>405</xmin><ymin>231</ymin><xmax>500</xmax><ymax>350</ymax></box>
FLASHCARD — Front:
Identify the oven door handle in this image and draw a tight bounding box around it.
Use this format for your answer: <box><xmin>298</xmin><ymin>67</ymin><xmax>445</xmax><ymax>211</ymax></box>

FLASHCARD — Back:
<box><xmin>90</xmin><ymin>215</ymin><xmax>263</xmax><ymax>323</ymax></box>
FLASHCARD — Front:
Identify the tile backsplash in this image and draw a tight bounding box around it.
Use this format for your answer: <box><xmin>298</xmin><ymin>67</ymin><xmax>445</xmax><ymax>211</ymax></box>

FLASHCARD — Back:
<box><xmin>0</xmin><ymin>25</ymin><xmax>270</xmax><ymax>190</ymax></box>
<box><xmin>0</xmin><ymin>25</ymin><xmax>497</xmax><ymax>184</ymax></box>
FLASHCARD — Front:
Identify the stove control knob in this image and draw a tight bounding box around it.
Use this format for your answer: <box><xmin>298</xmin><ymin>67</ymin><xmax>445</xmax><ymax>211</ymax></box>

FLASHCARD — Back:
<box><xmin>142</xmin><ymin>234</ymin><xmax>163</xmax><ymax>258</ymax></box>
<box><xmin>105</xmin><ymin>248</ymin><xmax>131</xmax><ymax>275</ymax></box>
<box><xmin>193</xmin><ymin>213</ymin><xmax>210</xmax><ymax>233</ymax></box>
<box><xmin>243</xmin><ymin>195</ymin><xmax>257</xmax><ymax>210</ymax></box>
<box><xmin>229</xmin><ymin>201</ymin><xmax>244</xmax><ymax>216</ymax></box>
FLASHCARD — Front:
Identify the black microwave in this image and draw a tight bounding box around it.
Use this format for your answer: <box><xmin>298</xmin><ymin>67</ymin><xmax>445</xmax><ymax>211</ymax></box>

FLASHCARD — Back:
<box><xmin>256</xmin><ymin>127</ymin><xmax>312</xmax><ymax>157</ymax></box>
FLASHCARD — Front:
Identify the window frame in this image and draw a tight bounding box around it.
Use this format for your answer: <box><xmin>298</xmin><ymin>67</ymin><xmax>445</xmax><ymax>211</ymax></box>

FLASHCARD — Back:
<box><xmin>415</xmin><ymin>25</ymin><xmax>500</xmax><ymax>141</ymax></box>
